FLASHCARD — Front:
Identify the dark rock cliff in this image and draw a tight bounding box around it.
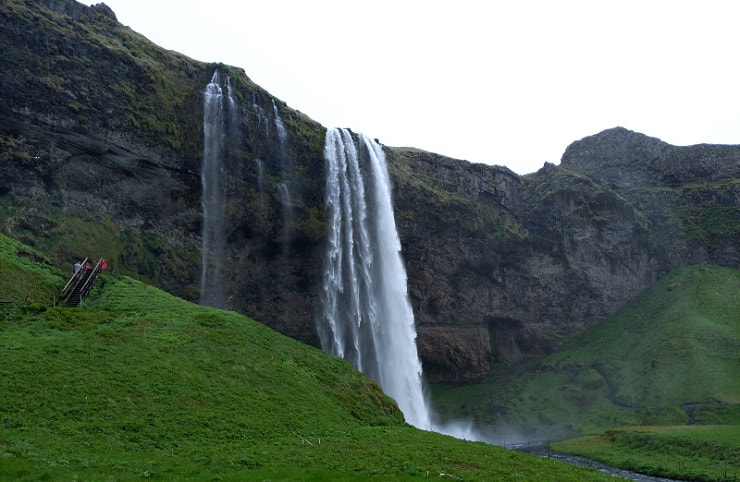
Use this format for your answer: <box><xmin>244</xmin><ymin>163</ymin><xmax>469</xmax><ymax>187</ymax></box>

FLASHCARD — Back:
<box><xmin>560</xmin><ymin>127</ymin><xmax>739</xmax><ymax>268</ymax></box>
<box><xmin>0</xmin><ymin>0</ymin><xmax>327</xmax><ymax>345</ymax></box>
<box><xmin>560</xmin><ymin>127</ymin><xmax>739</xmax><ymax>188</ymax></box>
<box><xmin>2</xmin><ymin>0</ymin><xmax>738</xmax><ymax>383</ymax></box>
<box><xmin>389</xmin><ymin>129</ymin><xmax>737</xmax><ymax>381</ymax></box>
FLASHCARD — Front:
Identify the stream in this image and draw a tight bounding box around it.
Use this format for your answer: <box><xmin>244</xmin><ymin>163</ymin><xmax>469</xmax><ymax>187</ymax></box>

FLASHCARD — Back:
<box><xmin>516</xmin><ymin>443</ymin><xmax>685</xmax><ymax>481</ymax></box>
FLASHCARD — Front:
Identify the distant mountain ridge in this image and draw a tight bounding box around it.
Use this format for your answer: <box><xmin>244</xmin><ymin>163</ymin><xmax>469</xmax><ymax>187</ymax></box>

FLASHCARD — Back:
<box><xmin>1</xmin><ymin>0</ymin><xmax>737</xmax><ymax>383</ymax></box>
<box><xmin>561</xmin><ymin>126</ymin><xmax>740</xmax><ymax>187</ymax></box>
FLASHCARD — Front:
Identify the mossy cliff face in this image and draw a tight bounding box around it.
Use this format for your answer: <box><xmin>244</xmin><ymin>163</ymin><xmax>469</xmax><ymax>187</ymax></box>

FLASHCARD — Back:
<box><xmin>388</xmin><ymin>130</ymin><xmax>737</xmax><ymax>382</ymax></box>
<box><xmin>560</xmin><ymin>127</ymin><xmax>740</xmax><ymax>268</ymax></box>
<box><xmin>389</xmin><ymin>150</ymin><xmax>643</xmax><ymax>381</ymax></box>
<box><xmin>1</xmin><ymin>0</ymin><xmax>203</xmax><ymax>294</ymax></box>
<box><xmin>1</xmin><ymin>1</ymin><xmax>738</xmax><ymax>383</ymax></box>
<box><xmin>0</xmin><ymin>0</ymin><xmax>327</xmax><ymax>344</ymax></box>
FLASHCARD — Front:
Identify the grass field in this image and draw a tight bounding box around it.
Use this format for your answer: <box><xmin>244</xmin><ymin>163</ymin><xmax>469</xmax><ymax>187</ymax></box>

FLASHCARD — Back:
<box><xmin>0</xmin><ymin>233</ymin><xmax>617</xmax><ymax>481</ymax></box>
<box><xmin>553</xmin><ymin>424</ymin><xmax>739</xmax><ymax>482</ymax></box>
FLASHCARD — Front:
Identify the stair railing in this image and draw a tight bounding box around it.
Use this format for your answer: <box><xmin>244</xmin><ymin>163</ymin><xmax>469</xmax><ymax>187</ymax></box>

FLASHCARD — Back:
<box><xmin>77</xmin><ymin>258</ymin><xmax>104</xmax><ymax>304</ymax></box>
<box><xmin>62</xmin><ymin>257</ymin><xmax>89</xmax><ymax>302</ymax></box>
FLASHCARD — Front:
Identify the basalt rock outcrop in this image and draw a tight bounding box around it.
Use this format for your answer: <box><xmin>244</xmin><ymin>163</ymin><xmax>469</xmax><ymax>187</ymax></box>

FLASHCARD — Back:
<box><xmin>1</xmin><ymin>0</ymin><xmax>738</xmax><ymax>383</ymax></box>
<box><xmin>560</xmin><ymin>127</ymin><xmax>739</xmax><ymax>269</ymax></box>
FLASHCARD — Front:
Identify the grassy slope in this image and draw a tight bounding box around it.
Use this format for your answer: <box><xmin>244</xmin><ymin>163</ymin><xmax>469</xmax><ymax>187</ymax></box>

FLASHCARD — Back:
<box><xmin>0</xmin><ymin>233</ymin><xmax>615</xmax><ymax>481</ymax></box>
<box><xmin>431</xmin><ymin>264</ymin><xmax>740</xmax><ymax>440</ymax></box>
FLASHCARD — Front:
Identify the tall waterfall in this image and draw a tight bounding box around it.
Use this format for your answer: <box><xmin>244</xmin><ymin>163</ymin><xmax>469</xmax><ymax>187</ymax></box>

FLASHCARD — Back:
<box><xmin>318</xmin><ymin>128</ymin><xmax>431</xmax><ymax>429</ymax></box>
<box><xmin>200</xmin><ymin>70</ymin><xmax>234</xmax><ymax>308</ymax></box>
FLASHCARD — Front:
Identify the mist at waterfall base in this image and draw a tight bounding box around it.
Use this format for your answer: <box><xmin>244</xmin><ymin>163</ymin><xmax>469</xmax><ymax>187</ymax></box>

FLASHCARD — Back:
<box><xmin>317</xmin><ymin>128</ymin><xmax>494</xmax><ymax>443</ymax></box>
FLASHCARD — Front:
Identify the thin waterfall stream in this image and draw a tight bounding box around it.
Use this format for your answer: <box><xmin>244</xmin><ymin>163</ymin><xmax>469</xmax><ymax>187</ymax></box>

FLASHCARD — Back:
<box><xmin>200</xmin><ymin>70</ymin><xmax>234</xmax><ymax>308</ymax></box>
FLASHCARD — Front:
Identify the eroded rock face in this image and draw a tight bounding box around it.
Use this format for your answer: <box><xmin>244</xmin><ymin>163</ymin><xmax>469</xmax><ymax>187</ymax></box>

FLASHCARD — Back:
<box><xmin>560</xmin><ymin>127</ymin><xmax>740</xmax><ymax>187</ymax></box>
<box><xmin>389</xmin><ymin>148</ymin><xmax>660</xmax><ymax>382</ymax></box>
<box><xmin>1</xmin><ymin>2</ymin><xmax>737</xmax><ymax>383</ymax></box>
<box><xmin>560</xmin><ymin>127</ymin><xmax>740</xmax><ymax>268</ymax></box>
<box><xmin>391</xmin><ymin>130</ymin><xmax>738</xmax><ymax>382</ymax></box>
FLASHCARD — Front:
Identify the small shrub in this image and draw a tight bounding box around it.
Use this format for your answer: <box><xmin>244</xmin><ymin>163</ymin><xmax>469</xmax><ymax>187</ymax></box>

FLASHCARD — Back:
<box><xmin>195</xmin><ymin>311</ymin><xmax>225</xmax><ymax>328</ymax></box>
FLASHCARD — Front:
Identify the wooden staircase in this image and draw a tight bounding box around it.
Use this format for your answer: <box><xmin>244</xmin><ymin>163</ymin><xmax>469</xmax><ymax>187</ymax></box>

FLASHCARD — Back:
<box><xmin>62</xmin><ymin>257</ymin><xmax>105</xmax><ymax>307</ymax></box>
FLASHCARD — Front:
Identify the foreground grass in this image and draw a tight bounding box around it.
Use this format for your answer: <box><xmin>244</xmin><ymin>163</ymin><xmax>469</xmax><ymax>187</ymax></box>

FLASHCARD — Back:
<box><xmin>553</xmin><ymin>425</ymin><xmax>740</xmax><ymax>482</ymax></box>
<box><xmin>0</xmin><ymin>233</ymin><xmax>616</xmax><ymax>480</ymax></box>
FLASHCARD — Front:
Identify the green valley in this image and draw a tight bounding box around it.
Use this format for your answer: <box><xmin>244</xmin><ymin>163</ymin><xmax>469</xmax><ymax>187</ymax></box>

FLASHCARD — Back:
<box><xmin>430</xmin><ymin>264</ymin><xmax>739</xmax><ymax>480</ymax></box>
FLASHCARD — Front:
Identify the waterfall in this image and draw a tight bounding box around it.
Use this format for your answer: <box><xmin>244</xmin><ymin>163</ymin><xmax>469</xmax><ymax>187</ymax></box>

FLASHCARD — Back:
<box><xmin>200</xmin><ymin>70</ymin><xmax>234</xmax><ymax>308</ymax></box>
<box><xmin>255</xmin><ymin>158</ymin><xmax>265</xmax><ymax>193</ymax></box>
<box><xmin>276</xmin><ymin>182</ymin><xmax>293</xmax><ymax>249</ymax></box>
<box><xmin>318</xmin><ymin>128</ymin><xmax>431</xmax><ymax>430</ymax></box>
<box><xmin>273</xmin><ymin>100</ymin><xmax>288</xmax><ymax>159</ymax></box>
<box><xmin>252</xmin><ymin>92</ymin><xmax>270</xmax><ymax>137</ymax></box>
<box><xmin>273</xmin><ymin>101</ymin><xmax>293</xmax><ymax>245</ymax></box>
<box><xmin>224</xmin><ymin>75</ymin><xmax>238</xmax><ymax>127</ymax></box>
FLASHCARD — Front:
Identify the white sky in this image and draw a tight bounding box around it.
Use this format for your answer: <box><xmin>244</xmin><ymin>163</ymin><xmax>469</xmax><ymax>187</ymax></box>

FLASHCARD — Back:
<box><xmin>86</xmin><ymin>0</ymin><xmax>740</xmax><ymax>174</ymax></box>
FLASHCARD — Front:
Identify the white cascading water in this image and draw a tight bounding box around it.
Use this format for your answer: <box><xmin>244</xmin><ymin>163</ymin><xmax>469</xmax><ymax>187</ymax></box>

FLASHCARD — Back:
<box><xmin>276</xmin><ymin>181</ymin><xmax>294</xmax><ymax>257</ymax></box>
<box><xmin>272</xmin><ymin>100</ymin><xmax>288</xmax><ymax>159</ymax></box>
<box><xmin>224</xmin><ymin>75</ymin><xmax>238</xmax><ymax>127</ymax></box>
<box><xmin>200</xmin><ymin>70</ymin><xmax>234</xmax><ymax>308</ymax></box>
<box><xmin>251</xmin><ymin>92</ymin><xmax>269</xmax><ymax>137</ymax></box>
<box><xmin>255</xmin><ymin>158</ymin><xmax>265</xmax><ymax>193</ymax></box>
<box><xmin>318</xmin><ymin>128</ymin><xmax>431</xmax><ymax>429</ymax></box>
<box><xmin>273</xmin><ymin>101</ymin><xmax>293</xmax><ymax>246</ymax></box>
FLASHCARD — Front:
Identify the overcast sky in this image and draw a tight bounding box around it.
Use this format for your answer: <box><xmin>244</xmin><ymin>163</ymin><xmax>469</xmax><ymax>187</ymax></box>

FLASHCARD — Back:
<box><xmin>85</xmin><ymin>0</ymin><xmax>739</xmax><ymax>174</ymax></box>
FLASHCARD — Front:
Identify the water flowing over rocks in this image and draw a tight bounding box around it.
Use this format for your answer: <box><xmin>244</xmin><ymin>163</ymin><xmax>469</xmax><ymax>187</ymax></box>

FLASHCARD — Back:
<box><xmin>1</xmin><ymin>0</ymin><xmax>738</xmax><ymax>384</ymax></box>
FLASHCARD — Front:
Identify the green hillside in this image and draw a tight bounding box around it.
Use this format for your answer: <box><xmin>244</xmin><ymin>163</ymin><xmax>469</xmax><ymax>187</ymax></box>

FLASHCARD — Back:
<box><xmin>0</xmin><ymin>233</ymin><xmax>615</xmax><ymax>481</ymax></box>
<box><xmin>432</xmin><ymin>264</ymin><xmax>740</xmax><ymax>440</ymax></box>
